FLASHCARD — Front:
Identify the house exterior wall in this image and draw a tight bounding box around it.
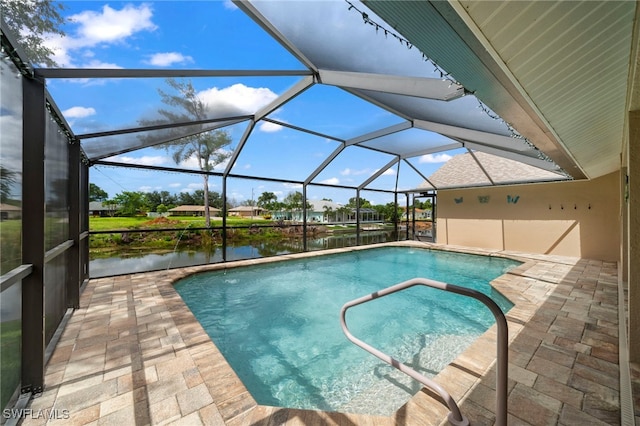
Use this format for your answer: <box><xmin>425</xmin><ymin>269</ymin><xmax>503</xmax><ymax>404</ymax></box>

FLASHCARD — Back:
<box><xmin>436</xmin><ymin>172</ymin><xmax>621</xmax><ymax>261</ymax></box>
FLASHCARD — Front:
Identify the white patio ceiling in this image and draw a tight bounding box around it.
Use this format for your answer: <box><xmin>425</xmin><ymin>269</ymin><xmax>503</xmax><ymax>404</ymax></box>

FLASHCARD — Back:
<box><xmin>363</xmin><ymin>0</ymin><xmax>639</xmax><ymax>181</ymax></box>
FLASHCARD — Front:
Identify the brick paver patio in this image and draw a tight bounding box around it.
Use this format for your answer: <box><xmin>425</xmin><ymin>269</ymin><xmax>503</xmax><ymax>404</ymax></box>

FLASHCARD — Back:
<box><xmin>18</xmin><ymin>242</ymin><xmax>628</xmax><ymax>425</ymax></box>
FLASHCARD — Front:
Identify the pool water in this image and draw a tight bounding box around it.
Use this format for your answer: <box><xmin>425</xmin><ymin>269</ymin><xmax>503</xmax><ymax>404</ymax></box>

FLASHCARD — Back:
<box><xmin>174</xmin><ymin>247</ymin><xmax>519</xmax><ymax>415</ymax></box>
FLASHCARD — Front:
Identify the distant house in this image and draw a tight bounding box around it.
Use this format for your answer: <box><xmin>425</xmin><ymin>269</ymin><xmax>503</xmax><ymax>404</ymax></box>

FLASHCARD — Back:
<box><xmin>310</xmin><ymin>200</ymin><xmax>344</xmax><ymax>223</ymax></box>
<box><xmin>228</xmin><ymin>206</ymin><xmax>264</xmax><ymax>218</ymax></box>
<box><xmin>401</xmin><ymin>207</ymin><xmax>432</xmax><ymax>220</ymax></box>
<box><xmin>272</xmin><ymin>200</ymin><xmax>342</xmax><ymax>222</ymax></box>
<box><xmin>88</xmin><ymin>201</ymin><xmax>118</xmax><ymax>217</ymax></box>
<box><xmin>0</xmin><ymin>203</ymin><xmax>21</xmax><ymax>220</ymax></box>
<box><xmin>273</xmin><ymin>200</ymin><xmax>382</xmax><ymax>224</ymax></box>
<box><xmin>168</xmin><ymin>205</ymin><xmax>221</xmax><ymax>217</ymax></box>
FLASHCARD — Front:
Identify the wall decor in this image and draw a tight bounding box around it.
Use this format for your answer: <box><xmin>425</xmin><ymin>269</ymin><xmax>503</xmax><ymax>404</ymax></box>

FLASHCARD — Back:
<box><xmin>507</xmin><ymin>195</ymin><xmax>520</xmax><ymax>204</ymax></box>
<box><xmin>454</xmin><ymin>197</ymin><xmax>463</xmax><ymax>204</ymax></box>
<box><xmin>478</xmin><ymin>195</ymin><xmax>490</xmax><ymax>203</ymax></box>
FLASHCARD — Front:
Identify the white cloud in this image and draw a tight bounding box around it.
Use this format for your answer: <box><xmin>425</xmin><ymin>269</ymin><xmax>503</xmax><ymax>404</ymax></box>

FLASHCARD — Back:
<box><xmin>139</xmin><ymin>185</ymin><xmax>161</xmax><ymax>192</ymax></box>
<box><xmin>180</xmin><ymin>182</ymin><xmax>217</xmax><ymax>191</ymax></box>
<box><xmin>42</xmin><ymin>35</ymin><xmax>73</xmax><ymax>67</ymax></box>
<box><xmin>84</xmin><ymin>60</ymin><xmax>123</xmax><ymax>69</ymax></box>
<box><xmin>178</xmin><ymin>151</ymin><xmax>233</xmax><ymax>171</ymax></box>
<box><xmin>70</xmin><ymin>4</ymin><xmax>157</xmax><ymax>45</ymax></box>
<box><xmin>109</xmin><ymin>155</ymin><xmax>169</xmax><ymax>166</ymax></box>
<box><xmin>168</xmin><ymin>183</ymin><xmax>182</xmax><ymax>188</ymax></box>
<box><xmin>381</xmin><ymin>168</ymin><xmax>396</xmax><ymax>176</ymax></box>
<box><xmin>146</xmin><ymin>52</ymin><xmax>193</xmax><ymax>67</ymax></box>
<box><xmin>45</xmin><ymin>3</ymin><xmax>157</xmax><ymax>67</ymax></box>
<box><xmin>198</xmin><ymin>84</ymin><xmax>278</xmax><ymax>117</ymax></box>
<box><xmin>341</xmin><ymin>168</ymin><xmax>370</xmax><ymax>176</ymax></box>
<box><xmin>320</xmin><ymin>177</ymin><xmax>340</xmax><ymax>185</ymax></box>
<box><xmin>282</xmin><ymin>182</ymin><xmax>303</xmax><ymax>189</ymax></box>
<box><xmin>223</xmin><ymin>0</ymin><xmax>238</xmax><ymax>10</ymax></box>
<box><xmin>419</xmin><ymin>153</ymin><xmax>452</xmax><ymax>163</ymax></box>
<box><xmin>63</xmin><ymin>106</ymin><xmax>96</xmax><ymax>118</ymax></box>
<box><xmin>259</xmin><ymin>120</ymin><xmax>285</xmax><ymax>133</ymax></box>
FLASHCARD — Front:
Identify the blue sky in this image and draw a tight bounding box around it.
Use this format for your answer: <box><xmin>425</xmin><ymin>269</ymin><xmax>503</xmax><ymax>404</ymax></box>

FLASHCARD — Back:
<box><xmin>42</xmin><ymin>1</ymin><xmax>464</xmax><ymax>206</ymax></box>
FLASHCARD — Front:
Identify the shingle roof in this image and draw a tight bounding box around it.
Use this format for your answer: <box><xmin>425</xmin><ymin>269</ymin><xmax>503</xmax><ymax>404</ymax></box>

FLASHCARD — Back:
<box><xmin>228</xmin><ymin>206</ymin><xmax>264</xmax><ymax>212</ymax></box>
<box><xmin>308</xmin><ymin>200</ymin><xmax>343</xmax><ymax>211</ymax></box>
<box><xmin>421</xmin><ymin>151</ymin><xmax>567</xmax><ymax>190</ymax></box>
<box><xmin>0</xmin><ymin>203</ymin><xmax>21</xmax><ymax>211</ymax></box>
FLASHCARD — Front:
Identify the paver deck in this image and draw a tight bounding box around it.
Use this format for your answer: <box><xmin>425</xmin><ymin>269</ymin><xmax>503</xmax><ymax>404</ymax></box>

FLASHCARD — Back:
<box><xmin>18</xmin><ymin>242</ymin><xmax>633</xmax><ymax>425</ymax></box>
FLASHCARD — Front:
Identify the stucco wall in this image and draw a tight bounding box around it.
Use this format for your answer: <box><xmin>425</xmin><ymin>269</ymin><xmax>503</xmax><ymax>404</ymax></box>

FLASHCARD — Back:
<box><xmin>436</xmin><ymin>172</ymin><xmax>621</xmax><ymax>261</ymax></box>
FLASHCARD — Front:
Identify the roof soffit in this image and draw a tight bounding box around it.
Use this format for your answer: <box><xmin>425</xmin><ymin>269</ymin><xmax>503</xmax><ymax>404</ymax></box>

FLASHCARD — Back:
<box><xmin>362</xmin><ymin>0</ymin><xmax>589</xmax><ymax>179</ymax></box>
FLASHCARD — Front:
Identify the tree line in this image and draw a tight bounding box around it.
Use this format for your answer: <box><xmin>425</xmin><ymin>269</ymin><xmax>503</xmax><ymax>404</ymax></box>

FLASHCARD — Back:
<box><xmin>90</xmin><ymin>184</ymin><xmax>226</xmax><ymax>216</ymax></box>
<box><xmin>90</xmin><ymin>184</ymin><xmax>431</xmax><ymax>223</ymax></box>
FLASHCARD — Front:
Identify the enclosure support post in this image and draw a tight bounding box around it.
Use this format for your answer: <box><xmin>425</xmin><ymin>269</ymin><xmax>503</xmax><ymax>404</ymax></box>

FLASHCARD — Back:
<box><xmin>405</xmin><ymin>193</ymin><xmax>410</xmax><ymax>240</ymax></box>
<box><xmin>302</xmin><ymin>184</ymin><xmax>308</xmax><ymax>252</ymax></box>
<box><xmin>356</xmin><ymin>189</ymin><xmax>361</xmax><ymax>245</ymax></box>
<box><xmin>68</xmin><ymin>139</ymin><xmax>81</xmax><ymax>308</ymax></box>
<box><xmin>411</xmin><ymin>194</ymin><xmax>416</xmax><ymax>239</ymax></box>
<box><xmin>21</xmin><ymin>77</ymin><xmax>46</xmax><ymax>393</ymax></box>
<box><xmin>393</xmin><ymin>192</ymin><xmax>398</xmax><ymax>239</ymax></box>
<box><xmin>222</xmin><ymin>176</ymin><xmax>227</xmax><ymax>262</ymax></box>
<box><xmin>81</xmin><ymin>161</ymin><xmax>90</xmax><ymax>283</ymax></box>
<box><xmin>433</xmin><ymin>192</ymin><xmax>438</xmax><ymax>242</ymax></box>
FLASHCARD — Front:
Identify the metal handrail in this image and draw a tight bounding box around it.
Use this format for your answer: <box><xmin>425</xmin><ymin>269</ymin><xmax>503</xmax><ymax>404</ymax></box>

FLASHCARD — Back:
<box><xmin>340</xmin><ymin>277</ymin><xmax>509</xmax><ymax>426</ymax></box>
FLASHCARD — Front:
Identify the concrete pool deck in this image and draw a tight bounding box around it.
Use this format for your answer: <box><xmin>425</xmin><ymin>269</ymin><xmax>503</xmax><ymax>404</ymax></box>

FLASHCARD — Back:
<box><xmin>19</xmin><ymin>242</ymin><xmax>635</xmax><ymax>425</ymax></box>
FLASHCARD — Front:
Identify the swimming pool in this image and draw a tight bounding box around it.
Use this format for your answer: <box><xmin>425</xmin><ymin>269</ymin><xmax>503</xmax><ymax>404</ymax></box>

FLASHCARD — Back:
<box><xmin>174</xmin><ymin>247</ymin><xmax>519</xmax><ymax>415</ymax></box>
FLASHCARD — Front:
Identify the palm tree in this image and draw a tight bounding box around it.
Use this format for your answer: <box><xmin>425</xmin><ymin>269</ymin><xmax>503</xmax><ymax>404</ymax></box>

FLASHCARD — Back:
<box><xmin>323</xmin><ymin>205</ymin><xmax>333</xmax><ymax>223</ymax></box>
<box><xmin>169</xmin><ymin>130</ymin><xmax>231</xmax><ymax>227</ymax></box>
<box><xmin>0</xmin><ymin>166</ymin><xmax>17</xmax><ymax>203</ymax></box>
<box><xmin>139</xmin><ymin>78</ymin><xmax>233</xmax><ymax>227</ymax></box>
<box><xmin>336</xmin><ymin>206</ymin><xmax>351</xmax><ymax>224</ymax></box>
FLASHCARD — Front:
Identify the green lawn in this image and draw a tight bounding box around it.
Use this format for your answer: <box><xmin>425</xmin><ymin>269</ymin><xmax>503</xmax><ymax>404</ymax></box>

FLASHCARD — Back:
<box><xmin>89</xmin><ymin>216</ymin><xmax>271</xmax><ymax>231</ymax></box>
<box><xmin>88</xmin><ymin>216</ymin><xmax>280</xmax><ymax>254</ymax></box>
<box><xmin>1</xmin><ymin>319</ymin><xmax>21</xmax><ymax>410</ymax></box>
<box><xmin>0</xmin><ymin>220</ymin><xmax>21</xmax><ymax>274</ymax></box>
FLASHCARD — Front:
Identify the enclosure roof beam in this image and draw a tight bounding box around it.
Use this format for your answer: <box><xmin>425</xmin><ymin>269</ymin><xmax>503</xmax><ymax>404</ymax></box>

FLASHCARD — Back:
<box><xmin>94</xmin><ymin>160</ymin><xmax>220</xmax><ymax>176</ymax></box>
<box><xmin>401</xmin><ymin>142</ymin><xmax>463</xmax><ymax>160</ymax></box>
<box><xmin>344</xmin><ymin>88</ymin><xmax>414</xmax><ymax>122</ymax></box>
<box><xmin>1</xmin><ymin>17</ymin><xmax>33</xmax><ymax>76</ymax></box>
<box><xmin>224</xmin><ymin>120</ymin><xmax>256</xmax><ymax>177</ymax></box>
<box><xmin>34</xmin><ymin>68</ymin><xmax>313</xmax><ymax>79</ymax></box>
<box><xmin>358</xmin><ymin>157</ymin><xmax>399</xmax><ymax>190</ymax></box>
<box><xmin>305</xmin><ymin>144</ymin><xmax>346</xmax><ymax>185</ymax></box>
<box><xmin>467</xmin><ymin>148</ymin><xmax>495</xmax><ymax>185</ymax></box>
<box><xmin>318</xmin><ymin>69</ymin><xmax>465</xmax><ymax>101</ymax></box>
<box><xmin>346</xmin><ymin>121</ymin><xmax>412</xmax><ymax>146</ymax></box>
<box><xmin>403</xmin><ymin>158</ymin><xmax>438</xmax><ymax>190</ymax></box>
<box><xmin>77</xmin><ymin>116</ymin><xmax>252</xmax><ymax>140</ymax></box>
<box><xmin>413</xmin><ymin>119</ymin><xmax>520</xmax><ymax>151</ymax></box>
<box><xmin>255</xmin><ymin>75</ymin><xmax>315</xmax><ymax>121</ymax></box>
<box><xmin>261</xmin><ymin>117</ymin><xmax>344</xmax><ymax>143</ymax></box>
<box><xmin>463</xmin><ymin>141</ymin><xmax>565</xmax><ymax>173</ymax></box>
<box><xmin>224</xmin><ymin>78</ymin><xmax>314</xmax><ymax>177</ymax></box>
<box><xmin>87</xmin><ymin>119</ymin><xmax>248</xmax><ymax>162</ymax></box>
<box><xmin>233</xmin><ymin>0</ymin><xmax>318</xmax><ymax>72</ymax></box>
